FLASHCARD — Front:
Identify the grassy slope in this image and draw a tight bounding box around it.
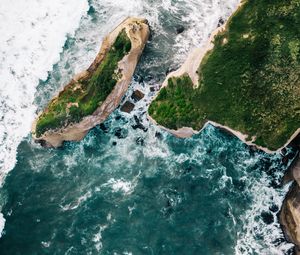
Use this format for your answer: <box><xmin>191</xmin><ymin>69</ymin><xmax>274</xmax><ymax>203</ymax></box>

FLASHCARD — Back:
<box><xmin>149</xmin><ymin>0</ymin><xmax>300</xmax><ymax>150</ymax></box>
<box><xmin>36</xmin><ymin>29</ymin><xmax>131</xmax><ymax>137</ymax></box>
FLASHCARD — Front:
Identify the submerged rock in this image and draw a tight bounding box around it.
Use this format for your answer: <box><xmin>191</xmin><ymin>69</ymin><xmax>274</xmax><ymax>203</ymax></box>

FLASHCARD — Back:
<box><xmin>132</xmin><ymin>115</ymin><xmax>148</xmax><ymax>132</ymax></box>
<box><xmin>114</xmin><ymin>127</ymin><xmax>128</xmax><ymax>139</ymax></box>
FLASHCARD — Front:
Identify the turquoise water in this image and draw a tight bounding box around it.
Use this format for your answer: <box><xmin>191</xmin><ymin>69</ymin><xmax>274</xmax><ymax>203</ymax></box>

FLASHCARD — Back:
<box><xmin>0</xmin><ymin>0</ymin><xmax>296</xmax><ymax>254</ymax></box>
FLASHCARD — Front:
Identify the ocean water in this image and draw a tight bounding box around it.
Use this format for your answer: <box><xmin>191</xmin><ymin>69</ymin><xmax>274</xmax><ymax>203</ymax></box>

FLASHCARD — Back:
<box><xmin>0</xmin><ymin>0</ymin><xmax>296</xmax><ymax>254</ymax></box>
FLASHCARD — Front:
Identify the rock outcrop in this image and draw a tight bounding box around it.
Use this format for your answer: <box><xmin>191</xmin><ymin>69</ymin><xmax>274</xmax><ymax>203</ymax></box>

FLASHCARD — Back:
<box><xmin>281</xmin><ymin>147</ymin><xmax>300</xmax><ymax>254</ymax></box>
<box><xmin>32</xmin><ymin>17</ymin><xmax>150</xmax><ymax>147</ymax></box>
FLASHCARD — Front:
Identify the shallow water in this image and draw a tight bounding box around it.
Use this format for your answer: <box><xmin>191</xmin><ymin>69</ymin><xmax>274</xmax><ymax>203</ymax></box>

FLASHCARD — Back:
<box><xmin>0</xmin><ymin>0</ymin><xmax>296</xmax><ymax>254</ymax></box>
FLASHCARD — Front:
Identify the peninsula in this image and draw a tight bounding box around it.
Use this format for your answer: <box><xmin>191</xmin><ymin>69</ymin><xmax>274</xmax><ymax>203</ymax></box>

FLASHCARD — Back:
<box><xmin>32</xmin><ymin>17</ymin><xmax>149</xmax><ymax>147</ymax></box>
<box><xmin>148</xmin><ymin>0</ymin><xmax>300</xmax><ymax>252</ymax></box>
<box><xmin>148</xmin><ymin>0</ymin><xmax>300</xmax><ymax>152</ymax></box>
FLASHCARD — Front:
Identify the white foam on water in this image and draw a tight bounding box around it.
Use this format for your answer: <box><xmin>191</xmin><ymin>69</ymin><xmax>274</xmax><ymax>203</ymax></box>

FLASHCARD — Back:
<box><xmin>235</xmin><ymin>155</ymin><xmax>294</xmax><ymax>254</ymax></box>
<box><xmin>60</xmin><ymin>190</ymin><xmax>92</xmax><ymax>211</ymax></box>
<box><xmin>0</xmin><ymin>0</ymin><xmax>88</xmax><ymax>181</ymax></box>
<box><xmin>103</xmin><ymin>178</ymin><xmax>136</xmax><ymax>195</ymax></box>
<box><xmin>93</xmin><ymin>224</ymin><xmax>108</xmax><ymax>252</ymax></box>
<box><xmin>0</xmin><ymin>213</ymin><xmax>5</xmax><ymax>238</ymax></box>
<box><xmin>0</xmin><ymin>0</ymin><xmax>89</xmax><ymax>236</ymax></box>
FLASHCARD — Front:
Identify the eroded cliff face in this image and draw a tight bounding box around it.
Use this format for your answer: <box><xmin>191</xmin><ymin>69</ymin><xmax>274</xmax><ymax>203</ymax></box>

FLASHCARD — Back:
<box><xmin>32</xmin><ymin>17</ymin><xmax>150</xmax><ymax>147</ymax></box>
<box><xmin>281</xmin><ymin>142</ymin><xmax>300</xmax><ymax>254</ymax></box>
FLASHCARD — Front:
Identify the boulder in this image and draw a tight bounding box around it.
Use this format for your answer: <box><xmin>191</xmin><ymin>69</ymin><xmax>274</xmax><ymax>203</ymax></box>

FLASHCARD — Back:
<box><xmin>120</xmin><ymin>101</ymin><xmax>135</xmax><ymax>113</ymax></box>
<box><xmin>131</xmin><ymin>90</ymin><xmax>144</xmax><ymax>102</ymax></box>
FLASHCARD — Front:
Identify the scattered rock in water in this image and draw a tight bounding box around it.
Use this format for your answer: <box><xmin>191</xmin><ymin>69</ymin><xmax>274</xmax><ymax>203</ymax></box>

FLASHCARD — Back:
<box><xmin>150</xmin><ymin>86</ymin><xmax>156</xmax><ymax>92</ymax></box>
<box><xmin>281</xmin><ymin>147</ymin><xmax>287</xmax><ymax>156</ymax></box>
<box><xmin>115</xmin><ymin>115</ymin><xmax>122</xmax><ymax>121</ymax></box>
<box><xmin>132</xmin><ymin>115</ymin><xmax>148</xmax><ymax>132</ymax></box>
<box><xmin>136</xmin><ymin>137</ymin><xmax>144</xmax><ymax>146</ymax></box>
<box><xmin>269</xmin><ymin>204</ymin><xmax>279</xmax><ymax>213</ymax></box>
<box><xmin>261</xmin><ymin>211</ymin><xmax>274</xmax><ymax>224</ymax></box>
<box><xmin>112</xmin><ymin>141</ymin><xmax>117</xmax><ymax>146</ymax></box>
<box><xmin>114</xmin><ymin>127</ymin><xmax>128</xmax><ymax>139</ymax></box>
<box><xmin>248</xmin><ymin>145</ymin><xmax>258</xmax><ymax>156</ymax></box>
<box><xmin>175</xmin><ymin>25</ymin><xmax>185</xmax><ymax>34</ymax></box>
<box><xmin>272</xmin><ymin>237</ymin><xmax>285</xmax><ymax>246</ymax></box>
<box><xmin>131</xmin><ymin>90</ymin><xmax>145</xmax><ymax>102</ymax></box>
<box><xmin>120</xmin><ymin>101</ymin><xmax>135</xmax><ymax>113</ymax></box>
<box><xmin>218</xmin><ymin>17</ymin><xmax>225</xmax><ymax>27</ymax></box>
<box><xmin>99</xmin><ymin>123</ymin><xmax>109</xmax><ymax>133</ymax></box>
<box><xmin>155</xmin><ymin>131</ymin><xmax>162</xmax><ymax>140</ymax></box>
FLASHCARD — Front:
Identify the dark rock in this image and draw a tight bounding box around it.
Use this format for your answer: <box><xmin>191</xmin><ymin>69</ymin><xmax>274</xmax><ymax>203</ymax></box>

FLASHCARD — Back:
<box><xmin>272</xmin><ymin>237</ymin><xmax>285</xmax><ymax>246</ymax></box>
<box><xmin>175</xmin><ymin>25</ymin><xmax>185</xmax><ymax>34</ymax></box>
<box><xmin>207</xmin><ymin>148</ymin><xmax>212</xmax><ymax>154</ymax></box>
<box><xmin>150</xmin><ymin>86</ymin><xmax>156</xmax><ymax>92</ymax></box>
<box><xmin>114</xmin><ymin>127</ymin><xmax>128</xmax><ymax>139</ymax></box>
<box><xmin>115</xmin><ymin>115</ymin><xmax>122</xmax><ymax>121</ymax></box>
<box><xmin>99</xmin><ymin>123</ymin><xmax>109</xmax><ymax>132</ymax></box>
<box><xmin>218</xmin><ymin>17</ymin><xmax>225</xmax><ymax>27</ymax></box>
<box><xmin>261</xmin><ymin>211</ymin><xmax>274</xmax><ymax>224</ymax></box>
<box><xmin>136</xmin><ymin>137</ymin><xmax>144</xmax><ymax>146</ymax></box>
<box><xmin>132</xmin><ymin>115</ymin><xmax>148</xmax><ymax>132</ymax></box>
<box><xmin>112</xmin><ymin>141</ymin><xmax>117</xmax><ymax>146</ymax></box>
<box><xmin>131</xmin><ymin>90</ymin><xmax>145</xmax><ymax>102</ymax></box>
<box><xmin>269</xmin><ymin>204</ymin><xmax>279</xmax><ymax>213</ymax></box>
<box><xmin>281</xmin><ymin>147</ymin><xmax>288</xmax><ymax>156</ymax></box>
<box><xmin>120</xmin><ymin>101</ymin><xmax>135</xmax><ymax>113</ymax></box>
<box><xmin>155</xmin><ymin>131</ymin><xmax>162</xmax><ymax>140</ymax></box>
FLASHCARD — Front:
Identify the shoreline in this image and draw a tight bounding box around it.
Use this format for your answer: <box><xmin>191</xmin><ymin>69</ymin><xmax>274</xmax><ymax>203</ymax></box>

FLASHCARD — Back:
<box><xmin>148</xmin><ymin>0</ymin><xmax>300</xmax><ymax>154</ymax></box>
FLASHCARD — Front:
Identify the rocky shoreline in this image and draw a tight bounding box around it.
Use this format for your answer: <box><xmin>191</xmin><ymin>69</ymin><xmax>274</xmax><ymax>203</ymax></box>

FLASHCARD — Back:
<box><xmin>147</xmin><ymin>0</ymin><xmax>300</xmax><ymax>252</ymax></box>
<box><xmin>32</xmin><ymin>17</ymin><xmax>149</xmax><ymax>147</ymax></box>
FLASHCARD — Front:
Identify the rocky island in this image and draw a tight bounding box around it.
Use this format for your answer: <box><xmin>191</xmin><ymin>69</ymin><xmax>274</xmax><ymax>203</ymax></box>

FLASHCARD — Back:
<box><xmin>148</xmin><ymin>0</ymin><xmax>300</xmax><ymax>253</ymax></box>
<box><xmin>32</xmin><ymin>17</ymin><xmax>149</xmax><ymax>147</ymax></box>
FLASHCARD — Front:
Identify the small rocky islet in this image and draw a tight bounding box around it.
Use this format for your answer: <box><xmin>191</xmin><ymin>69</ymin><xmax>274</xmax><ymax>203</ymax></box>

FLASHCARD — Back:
<box><xmin>32</xmin><ymin>1</ymin><xmax>300</xmax><ymax>253</ymax></box>
<box><xmin>32</xmin><ymin>17</ymin><xmax>150</xmax><ymax>147</ymax></box>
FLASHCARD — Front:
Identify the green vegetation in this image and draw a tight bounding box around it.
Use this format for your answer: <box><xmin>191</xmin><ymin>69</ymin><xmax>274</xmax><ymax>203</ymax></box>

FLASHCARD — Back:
<box><xmin>149</xmin><ymin>0</ymin><xmax>300</xmax><ymax>150</ymax></box>
<box><xmin>36</xmin><ymin>29</ymin><xmax>131</xmax><ymax>137</ymax></box>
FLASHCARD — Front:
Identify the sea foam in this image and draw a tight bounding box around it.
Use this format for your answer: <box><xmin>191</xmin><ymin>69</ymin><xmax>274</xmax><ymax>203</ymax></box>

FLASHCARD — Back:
<box><xmin>0</xmin><ymin>0</ymin><xmax>88</xmax><ymax>182</ymax></box>
<box><xmin>0</xmin><ymin>0</ymin><xmax>89</xmax><ymax>237</ymax></box>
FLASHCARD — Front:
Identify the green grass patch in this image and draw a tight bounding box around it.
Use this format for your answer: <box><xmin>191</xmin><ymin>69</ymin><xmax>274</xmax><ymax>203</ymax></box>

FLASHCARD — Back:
<box><xmin>149</xmin><ymin>0</ymin><xmax>300</xmax><ymax>150</ymax></box>
<box><xmin>35</xmin><ymin>29</ymin><xmax>131</xmax><ymax>137</ymax></box>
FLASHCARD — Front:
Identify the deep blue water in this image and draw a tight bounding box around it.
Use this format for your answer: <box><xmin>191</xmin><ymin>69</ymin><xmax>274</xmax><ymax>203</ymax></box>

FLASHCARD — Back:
<box><xmin>0</xmin><ymin>0</ymin><xmax>296</xmax><ymax>254</ymax></box>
